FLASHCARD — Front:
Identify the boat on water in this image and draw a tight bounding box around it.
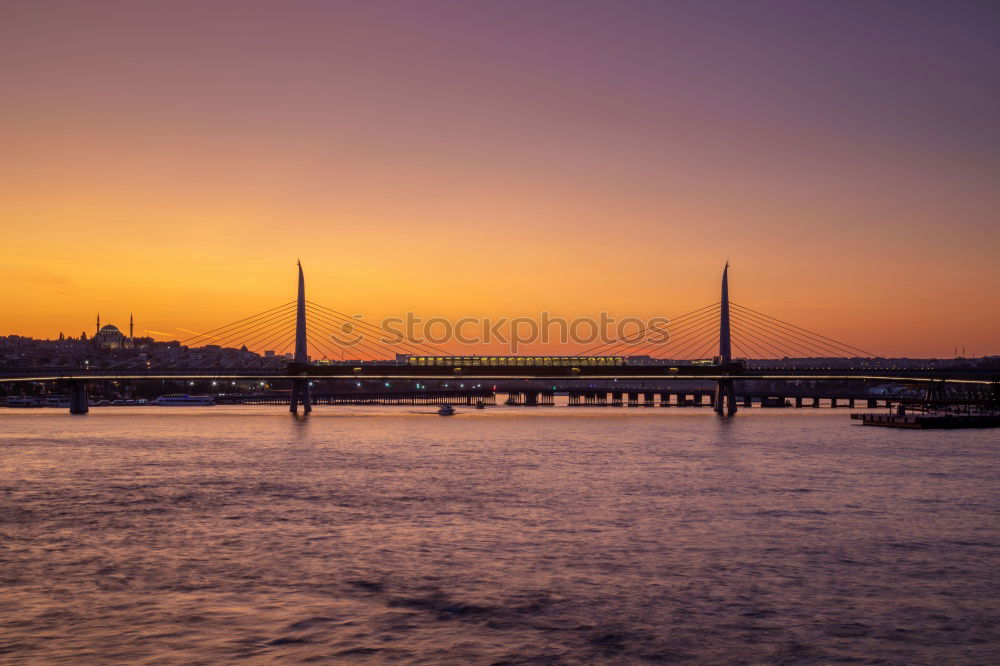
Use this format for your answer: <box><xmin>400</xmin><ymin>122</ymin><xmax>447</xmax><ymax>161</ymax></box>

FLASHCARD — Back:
<box><xmin>852</xmin><ymin>398</ymin><xmax>1000</xmax><ymax>429</ymax></box>
<box><xmin>45</xmin><ymin>396</ymin><xmax>70</xmax><ymax>408</ymax></box>
<box><xmin>6</xmin><ymin>396</ymin><xmax>43</xmax><ymax>408</ymax></box>
<box><xmin>761</xmin><ymin>397</ymin><xmax>791</xmax><ymax>408</ymax></box>
<box><xmin>851</xmin><ymin>412</ymin><xmax>1000</xmax><ymax>429</ymax></box>
<box><xmin>153</xmin><ymin>394</ymin><xmax>217</xmax><ymax>406</ymax></box>
<box><xmin>475</xmin><ymin>400</ymin><xmax>485</xmax><ymax>409</ymax></box>
<box><xmin>437</xmin><ymin>404</ymin><xmax>455</xmax><ymax>416</ymax></box>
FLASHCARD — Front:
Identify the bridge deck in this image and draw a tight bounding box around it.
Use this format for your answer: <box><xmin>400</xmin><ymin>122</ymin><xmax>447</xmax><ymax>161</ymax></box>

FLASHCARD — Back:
<box><xmin>0</xmin><ymin>362</ymin><xmax>994</xmax><ymax>385</ymax></box>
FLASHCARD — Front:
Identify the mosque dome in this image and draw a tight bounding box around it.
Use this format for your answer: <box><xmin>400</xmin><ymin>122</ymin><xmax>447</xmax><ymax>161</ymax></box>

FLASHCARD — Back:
<box><xmin>96</xmin><ymin>323</ymin><xmax>124</xmax><ymax>349</ymax></box>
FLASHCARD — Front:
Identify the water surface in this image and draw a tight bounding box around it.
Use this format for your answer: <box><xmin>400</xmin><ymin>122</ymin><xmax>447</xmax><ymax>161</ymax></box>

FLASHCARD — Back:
<box><xmin>1</xmin><ymin>407</ymin><xmax>997</xmax><ymax>664</ymax></box>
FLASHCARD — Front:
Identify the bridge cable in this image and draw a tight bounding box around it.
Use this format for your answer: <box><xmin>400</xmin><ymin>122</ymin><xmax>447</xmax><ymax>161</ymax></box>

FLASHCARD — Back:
<box><xmin>104</xmin><ymin>302</ymin><xmax>297</xmax><ymax>370</ymax></box>
<box><xmin>729</xmin><ymin>320</ymin><xmax>801</xmax><ymax>359</ymax></box>
<box><xmin>305</xmin><ymin>314</ymin><xmax>405</xmax><ymax>360</ymax></box>
<box><xmin>732</xmin><ymin>322</ymin><xmax>795</xmax><ymax>359</ymax></box>
<box><xmin>612</xmin><ymin>314</ymin><xmax>720</xmax><ymax>359</ymax></box>
<box><xmin>607</xmin><ymin>305</ymin><xmax>722</xmax><ymax>358</ymax></box>
<box><xmin>730</xmin><ymin>302</ymin><xmax>879</xmax><ymax>357</ymax></box>
<box><xmin>728</xmin><ymin>329</ymin><xmax>770</xmax><ymax>359</ymax></box>
<box><xmin>305</xmin><ymin>332</ymin><xmax>343</xmax><ymax>361</ymax></box>
<box><xmin>304</xmin><ymin>305</ymin><xmax>450</xmax><ymax>358</ymax></box>
<box><xmin>157</xmin><ymin>301</ymin><xmax>296</xmax><ymax>350</ymax></box>
<box><xmin>308</xmin><ymin>311</ymin><xmax>425</xmax><ymax>357</ymax></box>
<box><xmin>730</xmin><ymin>307</ymin><xmax>854</xmax><ymax>357</ymax></box>
<box><xmin>305</xmin><ymin>307</ymin><xmax>449</xmax><ymax>359</ymax></box>
<box><xmin>305</xmin><ymin>313</ymin><xmax>403</xmax><ymax>359</ymax></box>
<box><xmin>575</xmin><ymin>302</ymin><xmax>719</xmax><ymax>357</ymax></box>
<box><xmin>653</xmin><ymin>315</ymin><xmax>724</xmax><ymax>359</ymax></box>
<box><xmin>690</xmin><ymin>335</ymin><xmax>722</xmax><ymax>361</ymax></box>
<box><xmin>307</xmin><ymin>315</ymin><xmax>383</xmax><ymax>360</ymax></box>
<box><xmin>306</xmin><ymin>301</ymin><xmax>453</xmax><ymax>356</ymax></box>
<box><xmin>179</xmin><ymin>310</ymin><xmax>298</xmax><ymax>369</ymax></box>
<box><xmin>246</xmin><ymin>315</ymin><xmax>300</xmax><ymax>357</ymax></box>
<box><xmin>733</xmin><ymin>320</ymin><xmax>838</xmax><ymax>359</ymax></box>
<box><xmin>729</xmin><ymin>310</ymin><xmax>858</xmax><ymax>359</ymax></box>
<box><xmin>595</xmin><ymin>306</ymin><xmax>718</xmax><ymax>357</ymax></box>
<box><xmin>668</xmin><ymin>323</ymin><xmax>722</xmax><ymax>360</ymax></box>
<box><xmin>574</xmin><ymin>302</ymin><xmax>720</xmax><ymax>357</ymax></box>
<box><xmin>165</xmin><ymin>311</ymin><xmax>296</xmax><ymax>370</ymax></box>
<box><xmin>223</xmin><ymin>311</ymin><xmax>298</xmax><ymax>355</ymax></box>
<box><xmin>729</xmin><ymin>338</ymin><xmax>754</xmax><ymax>360</ymax></box>
<box><xmin>199</xmin><ymin>313</ymin><xmax>295</xmax><ymax>357</ymax></box>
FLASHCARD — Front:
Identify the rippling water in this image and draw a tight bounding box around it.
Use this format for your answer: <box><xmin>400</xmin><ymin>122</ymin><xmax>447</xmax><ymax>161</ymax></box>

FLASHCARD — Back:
<box><xmin>1</xmin><ymin>406</ymin><xmax>997</xmax><ymax>664</ymax></box>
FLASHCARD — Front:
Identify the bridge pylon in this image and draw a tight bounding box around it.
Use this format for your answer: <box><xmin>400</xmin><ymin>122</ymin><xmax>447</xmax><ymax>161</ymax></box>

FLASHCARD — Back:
<box><xmin>69</xmin><ymin>380</ymin><xmax>89</xmax><ymax>414</ymax></box>
<box><xmin>715</xmin><ymin>262</ymin><xmax>737</xmax><ymax>416</ymax></box>
<box><xmin>289</xmin><ymin>261</ymin><xmax>312</xmax><ymax>414</ymax></box>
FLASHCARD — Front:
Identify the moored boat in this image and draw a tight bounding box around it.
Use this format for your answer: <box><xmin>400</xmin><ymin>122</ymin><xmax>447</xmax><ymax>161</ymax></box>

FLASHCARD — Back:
<box><xmin>154</xmin><ymin>394</ymin><xmax>217</xmax><ymax>406</ymax></box>
<box><xmin>851</xmin><ymin>412</ymin><xmax>1000</xmax><ymax>429</ymax></box>
<box><xmin>44</xmin><ymin>396</ymin><xmax>71</xmax><ymax>408</ymax></box>
<box><xmin>6</xmin><ymin>396</ymin><xmax>43</xmax><ymax>408</ymax></box>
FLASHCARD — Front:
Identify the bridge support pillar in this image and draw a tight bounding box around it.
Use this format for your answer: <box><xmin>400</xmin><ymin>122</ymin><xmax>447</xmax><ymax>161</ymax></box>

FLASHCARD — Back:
<box><xmin>715</xmin><ymin>379</ymin><xmax>737</xmax><ymax>416</ymax></box>
<box><xmin>290</xmin><ymin>261</ymin><xmax>311</xmax><ymax>415</ymax></box>
<box><xmin>290</xmin><ymin>378</ymin><xmax>312</xmax><ymax>414</ymax></box>
<box><xmin>69</xmin><ymin>381</ymin><xmax>89</xmax><ymax>414</ymax></box>
<box><xmin>795</xmin><ymin>396</ymin><xmax>803</xmax><ymax>408</ymax></box>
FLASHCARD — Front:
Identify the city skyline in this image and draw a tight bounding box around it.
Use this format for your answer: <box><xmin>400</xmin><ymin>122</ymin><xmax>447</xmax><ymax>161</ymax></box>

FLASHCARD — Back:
<box><xmin>3</xmin><ymin>1</ymin><xmax>998</xmax><ymax>356</ymax></box>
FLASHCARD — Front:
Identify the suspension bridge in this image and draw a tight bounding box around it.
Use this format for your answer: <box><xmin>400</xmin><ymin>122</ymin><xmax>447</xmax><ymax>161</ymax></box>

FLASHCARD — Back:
<box><xmin>1</xmin><ymin>263</ymin><xmax>995</xmax><ymax>414</ymax></box>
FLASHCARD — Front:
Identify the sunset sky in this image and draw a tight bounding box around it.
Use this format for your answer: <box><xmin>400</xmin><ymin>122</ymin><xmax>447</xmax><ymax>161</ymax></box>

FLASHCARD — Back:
<box><xmin>2</xmin><ymin>1</ymin><xmax>998</xmax><ymax>357</ymax></box>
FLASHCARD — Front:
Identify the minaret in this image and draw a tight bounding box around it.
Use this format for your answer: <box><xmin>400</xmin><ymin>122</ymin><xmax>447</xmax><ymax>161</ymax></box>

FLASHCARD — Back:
<box><xmin>129</xmin><ymin>313</ymin><xmax>134</xmax><ymax>341</ymax></box>
<box><xmin>96</xmin><ymin>313</ymin><xmax>101</xmax><ymax>336</ymax></box>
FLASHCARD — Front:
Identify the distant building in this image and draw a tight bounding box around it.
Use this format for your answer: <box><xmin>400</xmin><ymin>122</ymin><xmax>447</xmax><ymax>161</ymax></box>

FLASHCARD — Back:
<box><xmin>95</xmin><ymin>324</ymin><xmax>125</xmax><ymax>349</ymax></box>
<box><xmin>93</xmin><ymin>312</ymin><xmax>136</xmax><ymax>350</ymax></box>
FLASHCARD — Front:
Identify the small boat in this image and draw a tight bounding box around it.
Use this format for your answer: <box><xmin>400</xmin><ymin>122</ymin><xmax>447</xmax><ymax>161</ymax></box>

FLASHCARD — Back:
<box><xmin>437</xmin><ymin>404</ymin><xmax>455</xmax><ymax>416</ymax></box>
<box><xmin>154</xmin><ymin>394</ymin><xmax>217</xmax><ymax>406</ymax></box>
<box><xmin>475</xmin><ymin>400</ymin><xmax>485</xmax><ymax>409</ymax></box>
